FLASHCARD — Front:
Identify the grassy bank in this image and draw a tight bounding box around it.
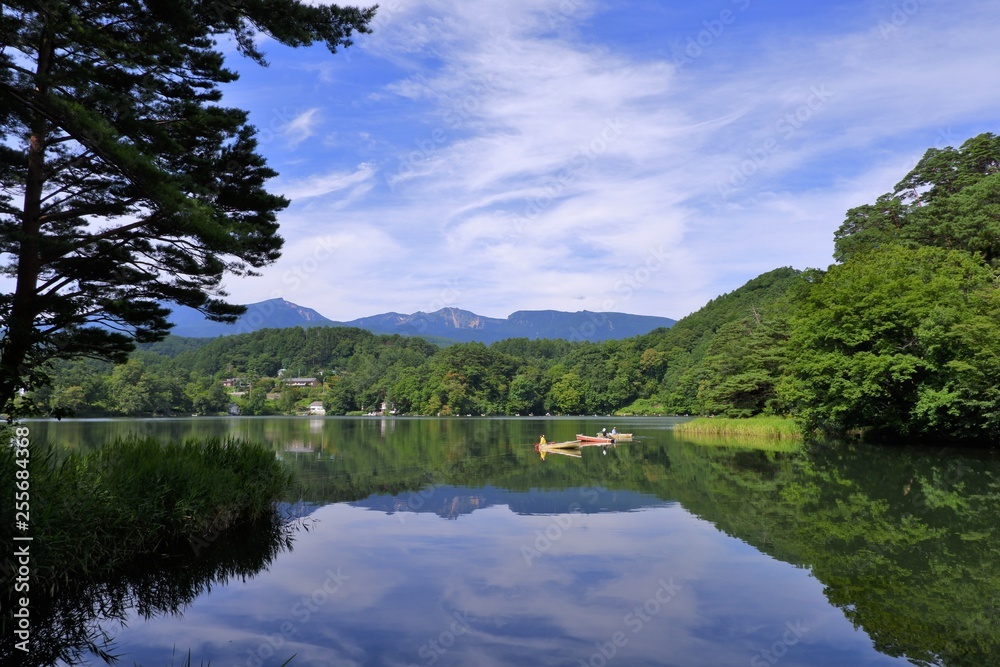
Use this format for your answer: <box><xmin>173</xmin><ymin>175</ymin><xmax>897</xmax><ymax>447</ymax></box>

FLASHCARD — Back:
<box><xmin>614</xmin><ymin>398</ymin><xmax>669</xmax><ymax>416</ymax></box>
<box><xmin>1</xmin><ymin>435</ymin><xmax>292</xmax><ymax>594</ymax></box>
<box><xmin>673</xmin><ymin>416</ymin><xmax>803</xmax><ymax>439</ymax></box>
<box><xmin>672</xmin><ymin>431</ymin><xmax>803</xmax><ymax>452</ymax></box>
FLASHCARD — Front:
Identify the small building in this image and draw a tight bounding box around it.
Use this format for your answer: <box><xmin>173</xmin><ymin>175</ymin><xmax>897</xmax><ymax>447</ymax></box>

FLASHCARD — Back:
<box><xmin>222</xmin><ymin>377</ymin><xmax>241</xmax><ymax>388</ymax></box>
<box><xmin>227</xmin><ymin>403</ymin><xmax>241</xmax><ymax>416</ymax></box>
<box><xmin>284</xmin><ymin>377</ymin><xmax>319</xmax><ymax>388</ymax></box>
<box><xmin>308</xmin><ymin>401</ymin><xmax>326</xmax><ymax>416</ymax></box>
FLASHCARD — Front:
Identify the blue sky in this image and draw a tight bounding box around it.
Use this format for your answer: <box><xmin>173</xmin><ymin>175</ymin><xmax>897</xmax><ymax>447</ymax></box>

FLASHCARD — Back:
<box><xmin>218</xmin><ymin>0</ymin><xmax>1000</xmax><ymax>321</ymax></box>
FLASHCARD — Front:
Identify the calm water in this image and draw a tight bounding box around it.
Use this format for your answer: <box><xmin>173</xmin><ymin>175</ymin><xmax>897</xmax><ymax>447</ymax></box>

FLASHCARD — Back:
<box><xmin>17</xmin><ymin>417</ymin><xmax>1000</xmax><ymax>666</ymax></box>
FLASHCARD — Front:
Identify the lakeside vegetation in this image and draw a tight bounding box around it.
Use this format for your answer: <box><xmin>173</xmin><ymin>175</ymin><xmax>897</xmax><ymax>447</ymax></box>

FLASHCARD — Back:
<box><xmin>0</xmin><ymin>435</ymin><xmax>292</xmax><ymax>596</ymax></box>
<box><xmin>673</xmin><ymin>416</ymin><xmax>802</xmax><ymax>439</ymax></box>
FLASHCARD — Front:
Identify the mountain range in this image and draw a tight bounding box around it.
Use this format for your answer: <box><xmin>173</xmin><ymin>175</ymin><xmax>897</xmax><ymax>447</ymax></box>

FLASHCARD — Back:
<box><xmin>167</xmin><ymin>298</ymin><xmax>675</xmax><ymax>343</ymax></box>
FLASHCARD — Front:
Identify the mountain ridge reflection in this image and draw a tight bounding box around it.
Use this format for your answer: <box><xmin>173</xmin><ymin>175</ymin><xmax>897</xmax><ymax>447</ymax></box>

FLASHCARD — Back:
<box><xmin>351</xmin><ymin>485</ymin><xmax>674</xmax><ymax>519</ymax></box>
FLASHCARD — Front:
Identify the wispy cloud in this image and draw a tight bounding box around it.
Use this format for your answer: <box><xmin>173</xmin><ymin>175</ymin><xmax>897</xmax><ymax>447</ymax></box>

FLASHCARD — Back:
<box><xmin>277</xmin><ymin>163</ymin><xmax>375</xmax><ymax>201</ymax></box>
<box><xmin>224</xmin><ymin>0</ymin><xmax>1000</xmax><ymax>320</ymax></box>
<box><xmin>282</xmin><ymin>107</ymin><xmax>321</xmax><ymax>147</ymax></box>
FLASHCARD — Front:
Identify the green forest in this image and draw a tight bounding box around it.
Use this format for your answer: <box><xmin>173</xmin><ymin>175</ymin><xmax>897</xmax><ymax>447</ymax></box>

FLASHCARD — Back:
<box><xmin>28</xmin><ymin>132</ymin><xmax>1000</xmax><ymax>443</ymax></box>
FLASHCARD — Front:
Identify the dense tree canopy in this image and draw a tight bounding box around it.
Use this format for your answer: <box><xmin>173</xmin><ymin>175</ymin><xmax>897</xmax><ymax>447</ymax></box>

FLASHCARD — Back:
<box><xmin>834</xmin><ymin>133</ymin><xmax>1000</xmax><ymax>263</ymax></box>
<box><xmin>0</xmin><ymin>0</ymin><xmax>374</xmax><ymax>415</ymax></box>
<box><xmin>778</xmin><ymin>130</ymin><xmax>1000</xmax><ymax>442</ymax></box>
<box><xmin>782</xmin><ymin>245</ymin><xmax>1000</xmax><ymax>441</ymax></box>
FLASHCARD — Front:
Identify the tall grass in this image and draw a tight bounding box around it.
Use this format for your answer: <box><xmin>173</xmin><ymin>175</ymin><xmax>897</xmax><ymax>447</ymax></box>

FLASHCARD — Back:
<box><xmin>673</xmin><ymin>416</ymin><xmax>803</xmax><ymax>439</ymax></box>
<box><xmin>672</xmin><ymin>431</ymin><xmax>803</xmax><ymax>452</ymax></box>
<box><xmin>0</xmin><ymin>435</ymin><xmax>292</xmax><ymax>594</ymax></box>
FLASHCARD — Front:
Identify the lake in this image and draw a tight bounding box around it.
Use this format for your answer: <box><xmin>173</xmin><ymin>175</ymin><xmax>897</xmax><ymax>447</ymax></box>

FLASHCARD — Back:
<box><xmin>17</xmin><ymin>417</ymin><xmax>1000</xmax><ymax>666</ymax></box>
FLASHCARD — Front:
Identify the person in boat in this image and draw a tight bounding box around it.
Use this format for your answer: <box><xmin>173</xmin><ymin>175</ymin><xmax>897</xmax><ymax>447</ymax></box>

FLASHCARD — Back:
<box><xmin>601</xmin><ymin>427</ymin><xmax>608</xmax><ymax>436</ymax></box>
<box><xmin>610</xmin><ymin>427</ymin><xmax>617</xmax><ymax>435</ymax></box>
<box><xmin>540</xmin><ymin>434</ymin><xmax>546</xmax><ymax>444</ymax></box>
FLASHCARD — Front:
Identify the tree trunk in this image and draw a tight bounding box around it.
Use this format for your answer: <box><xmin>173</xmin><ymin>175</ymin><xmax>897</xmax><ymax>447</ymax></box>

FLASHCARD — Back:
<box><xmin>0</xmin><ymin>27</ymin><xmax>53</xmax><ymax>414</ymax></box>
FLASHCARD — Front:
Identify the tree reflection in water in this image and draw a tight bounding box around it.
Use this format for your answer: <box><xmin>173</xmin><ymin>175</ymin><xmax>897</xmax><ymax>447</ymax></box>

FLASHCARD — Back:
<box><xmin>1</xmin><ymin>510</ymin><xmax>303</xmax><ymax>666</ymax></box>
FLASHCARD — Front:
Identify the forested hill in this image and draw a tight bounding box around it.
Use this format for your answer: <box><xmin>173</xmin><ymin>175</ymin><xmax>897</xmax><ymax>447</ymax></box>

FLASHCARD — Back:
<box><xmin>621</xmin><ymin>266</ymin><xmax>801</xmax><ymax>416</ymax></box>
<box><xmin>30</xmin><ymin>267</ymin><xmax>800</xmax><ymax>418</ymax></box>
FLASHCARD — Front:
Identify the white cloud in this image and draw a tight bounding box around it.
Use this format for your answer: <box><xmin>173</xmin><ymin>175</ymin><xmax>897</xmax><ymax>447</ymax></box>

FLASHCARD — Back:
<box><xmin>277</xmin><ymin>163</ymin><xmax>375</xmax><ymax>201</ymax></box>
<box><xmin>282</xmin><ymin>107</ymin><xmax>321</xmax><ymax>147</ymax></box>
<box><xmin>226</xmin><ymin>0</ymin><xmax>1000</xmax><ymax>321</ymax></box>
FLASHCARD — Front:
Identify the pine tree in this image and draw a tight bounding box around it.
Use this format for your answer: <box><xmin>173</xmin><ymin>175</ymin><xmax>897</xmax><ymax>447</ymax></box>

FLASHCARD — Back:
<box><xmin>0</xmin><ymin>0</ymin><xmax>374</xmax><ymax>414</ymax></box>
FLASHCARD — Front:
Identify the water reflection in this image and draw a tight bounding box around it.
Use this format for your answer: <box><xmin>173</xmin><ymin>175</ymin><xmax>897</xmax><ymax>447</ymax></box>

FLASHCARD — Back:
<box><xmin>1</xmin><ymin>512</ymin><xmax>300</xmax><ymax>667</ymax></box>
<box><xmin>15</xmin><ymin>417</ymin><xmax>1000</xmax><ymax>666</ymax></box>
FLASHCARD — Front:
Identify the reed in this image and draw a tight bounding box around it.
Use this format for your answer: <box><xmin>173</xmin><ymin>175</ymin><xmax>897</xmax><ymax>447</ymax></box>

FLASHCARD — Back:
<box><xmin>673</xmin><ymin>416</ymin><xmax>803</xmax><ymax>439</ymax></box>
<box><xmin>1</xmin><ymin>435</ymin><xmax>292</xmax><ymax>594</ymax></box>
<box><xmin>672</xmin><ymin>431</ymin><xmax>803</xmax><ymax>452</ymax></box>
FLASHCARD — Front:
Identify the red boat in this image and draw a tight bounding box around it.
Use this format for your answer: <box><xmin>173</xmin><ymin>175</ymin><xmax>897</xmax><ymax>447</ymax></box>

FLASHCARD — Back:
<box><xmin>576</xmin><ymin>434</ymin><xmax>613</xmax><ymax>443</ymax></box>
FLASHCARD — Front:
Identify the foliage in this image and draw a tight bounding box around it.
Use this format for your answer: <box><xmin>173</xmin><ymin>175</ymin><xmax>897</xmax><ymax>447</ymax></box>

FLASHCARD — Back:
<box><xmin>834</xmin><ymin>133</ymin><xmax>1000</xmax><ymax>263</ymax></box>
<box><xmin>0</xmin><ymin>0</ymin><xmax>374</xmax><ymax>414</ymax></box>
<box><xmin>0</xmin><ymin>435</ymin><xmax>292</xmax><ymax>595</ymax></box>
<box><xmin>773</xmin><ymin>131</ymin><xmax>1000</xmax><ymax>442</ymax></box>
<box><xmin>20</xmin><ymin>131</ymin><xmax>1000</xmax><ymax>443</ymax></box>
<box><xmin>781</xmin><ymin>244</ymin><xmax>1000</xmax><ymax>441</ymax></box>
<box><xmin>217</xmin><ymin>416</ymin><xmax>1000</xmax><ymax>665</ymax></box>
<box><xmin>615</xmin><ymin>397</ymin><xmax>669</xmax><ymax>416</ymax></box>
<box><xmin>643</xmin><ymin>267</ymin><xmax>802</xmax><ymax>415</ymax></box>
<box><xmin>693</xmin><ymin>308</ymin><xmax>791</xmax><ymax>417</ymax></box>
<box><xmin>6</xmin><ymin>416</ymin><xmax>1000</xmax><ymax>663</ymax></box>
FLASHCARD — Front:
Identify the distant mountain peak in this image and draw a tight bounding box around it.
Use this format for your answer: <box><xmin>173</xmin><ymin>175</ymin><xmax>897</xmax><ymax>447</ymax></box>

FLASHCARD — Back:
<box><xmin>168</xmin><ymin>299</ymin><xmax>675</xmax><ymax>342</ymax></box>
<box><xmin>168</xmin><ymin>298</ymin><xmax>336</xmax><ymax>337</ymax></box>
